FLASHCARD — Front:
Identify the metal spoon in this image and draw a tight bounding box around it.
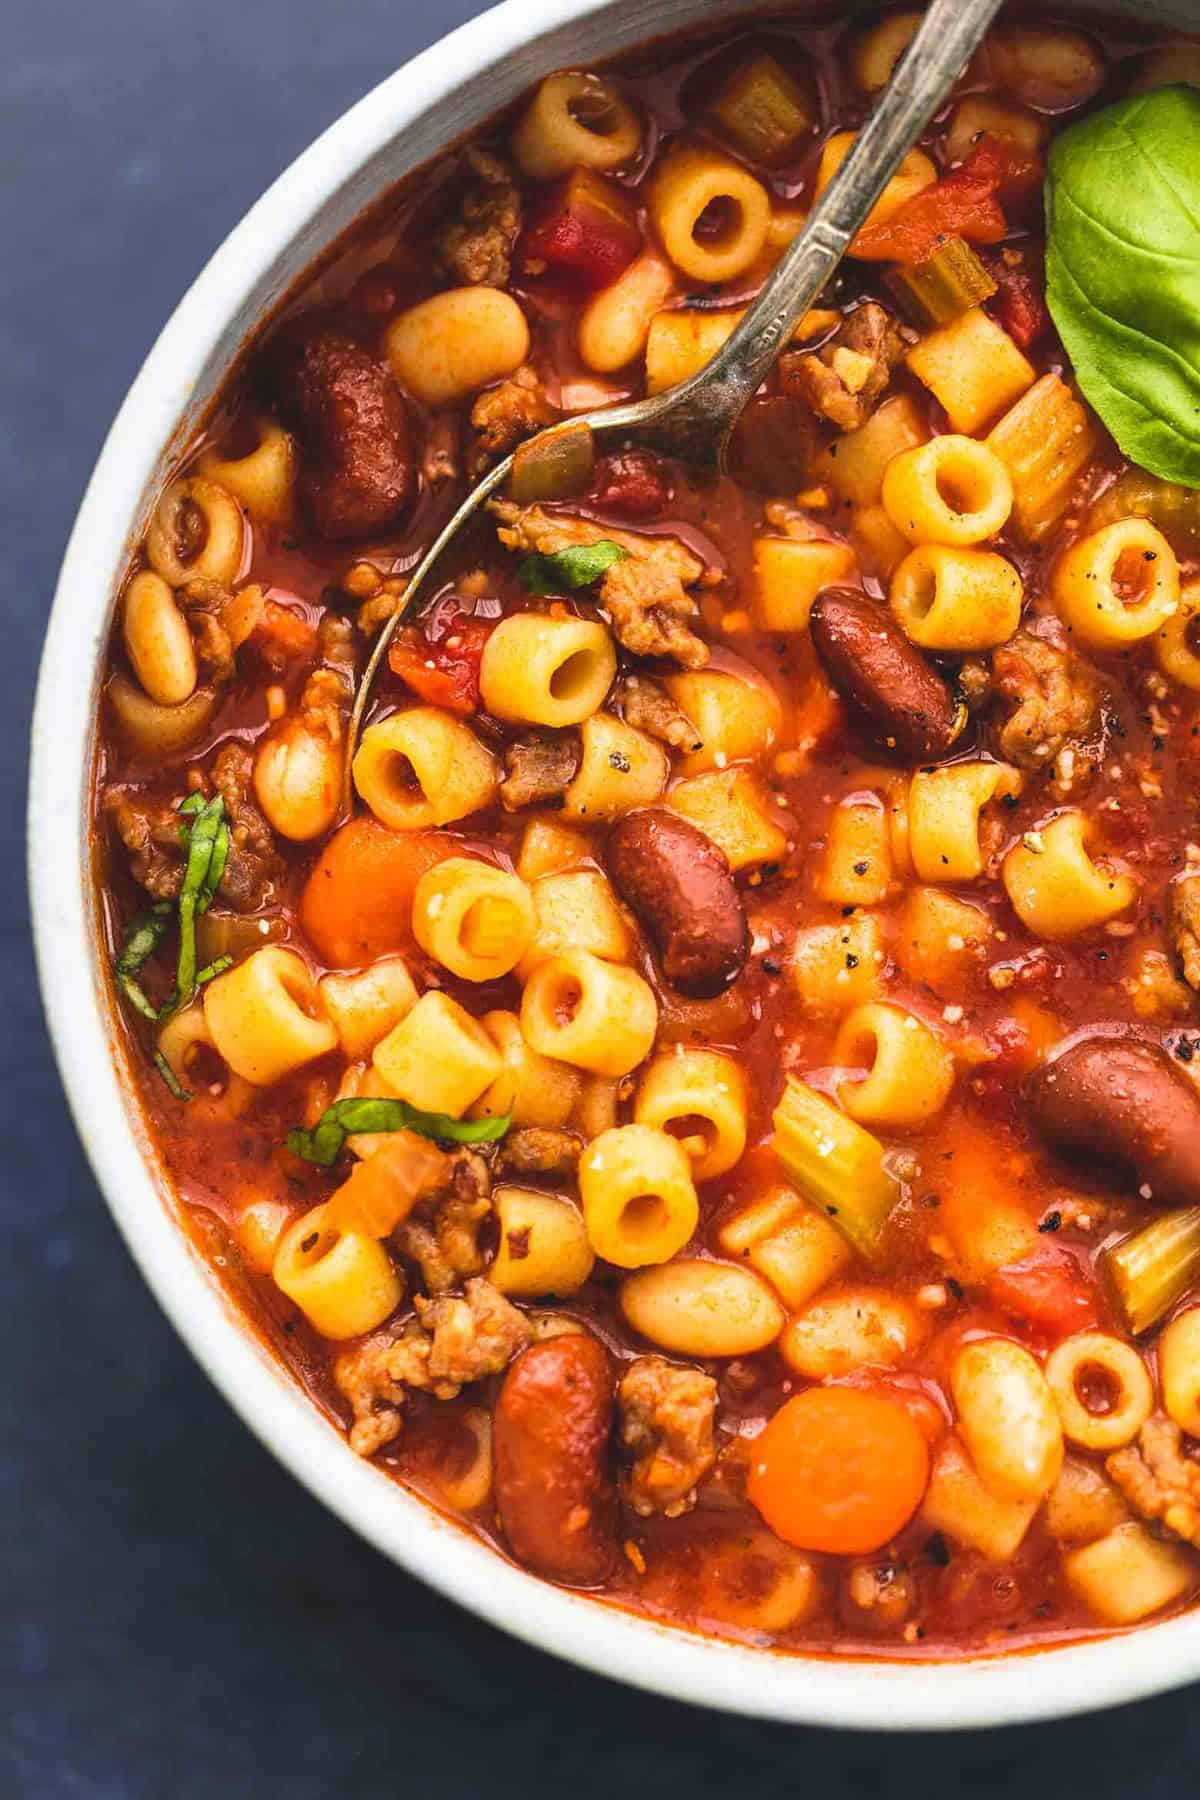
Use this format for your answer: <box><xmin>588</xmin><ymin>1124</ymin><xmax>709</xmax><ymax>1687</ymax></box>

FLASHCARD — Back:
<box><xmin>345</xmin><ymin>0</ymin><xmax>1003</xmax><ymax>801</ymax></box>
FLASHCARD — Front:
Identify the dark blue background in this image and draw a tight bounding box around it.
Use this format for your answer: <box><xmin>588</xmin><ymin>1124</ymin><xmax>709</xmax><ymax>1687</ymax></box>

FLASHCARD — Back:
<box><xmin>4</xmin><ymin>1</ymin><xmax>1197</xmax><ymax>1791</ymax></box>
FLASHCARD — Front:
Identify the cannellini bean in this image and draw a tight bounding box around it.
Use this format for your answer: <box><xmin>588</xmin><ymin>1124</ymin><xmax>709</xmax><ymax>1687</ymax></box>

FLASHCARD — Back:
<box><xmin>951</xmin><ymin>1337</ymin><xmax>1063</xmax><ymax>1502</ymax></box>
<box><xmin>1161</xmin><ymin>1309</ymin><xmax>1200</xmax><ymax>1438</ymax></box>
<box><xmin>780</xmin><ymin>1287</ymin><xmax>925</xmax><ymax>1380</ymax></box>
<box><xmin>620</xmin><ymin>1259</ymin><xmax>783</xmax><ymax>1357</ymax></box>
<box><xmin>253</xmin><ymin>719</ymin><xmax>341</xmax><ymax>842</ymax></box>
<box><xmin>122</xmin><ymin>570</ymin><xmax>197</xmax><ymax>705</ymax></box>
<box><xmin>383</xmin><ymin>288</ymin><xmax>530</xmax><ymax>407</ymax></box>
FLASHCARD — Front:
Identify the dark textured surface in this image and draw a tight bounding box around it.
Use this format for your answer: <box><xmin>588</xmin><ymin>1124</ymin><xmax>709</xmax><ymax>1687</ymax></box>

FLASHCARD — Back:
<box><xmin>4</xmin><ymin>0</ymin><xmax>1199</xmax><ymax>1792</ymax></box>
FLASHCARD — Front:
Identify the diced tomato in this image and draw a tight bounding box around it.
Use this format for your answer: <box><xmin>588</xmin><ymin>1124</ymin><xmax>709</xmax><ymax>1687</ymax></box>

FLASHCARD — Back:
<box><xmin>249</xmin><ymin>600</ymin><xmax>320</xmax><ymax>672</ymax></box>
<box><xmin>521</xmin><ymin>168</ymin><xmax>642</xmax><ymax>291</ymax></box>
<box><xmin>852</xmin><ymin>138</ymin><xmax>1041</xmax><ymax>265</ymax></box>
<box><xmin>989</xmin><ymin>255</ymin><xmax>1050</xmax><ymax>349</ymax></box>
<box><xmin>986</xmin><ymin>1245</ymin><xmax>1099</xmax><ymax>1338</ymax></box>
<box><xmin>387</xmin><ymin>611</ymin><xmax>492</xmax><ymax>715</ymax></box>
<box><xmin>589</xmin><ymin>448</ymin><xmax>671</xmax><ymax>519</ymax></box>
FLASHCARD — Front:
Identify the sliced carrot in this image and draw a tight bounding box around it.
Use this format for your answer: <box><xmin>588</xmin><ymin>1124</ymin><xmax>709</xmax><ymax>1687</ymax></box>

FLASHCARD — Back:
<box><xmin>747</xmin><ymin>1386</ymin><xmax>929</xmax><ymax>1555</ymax></box>
<box><xmin>325</xmin><ymin>1131</ymin><xmax>448</xmax><ymax>1238</ymax></box>
<box><xmin>300</xmin><ymin>816</ymin><xmax>453</xmax><ymax>968</ymax></box>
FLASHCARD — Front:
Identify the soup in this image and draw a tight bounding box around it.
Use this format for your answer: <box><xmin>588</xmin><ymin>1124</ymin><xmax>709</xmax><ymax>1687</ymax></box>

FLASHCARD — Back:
<box><xmin>94</xmin><ymin>3</ymin><xmax>1200</xmax><ymax>1656</ymax></box>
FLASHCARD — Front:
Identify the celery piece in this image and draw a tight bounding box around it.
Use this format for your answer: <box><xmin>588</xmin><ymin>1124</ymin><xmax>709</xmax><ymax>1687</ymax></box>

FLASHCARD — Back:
<box><xmin>1103</xmin><ymin>1207</ymin><xmax>1200</xmax><ymax>1336</ymax></box>
<box><xmin>771</xmin><ymin>1076</ymin><xmax>899</xmax><ymax>1261</ymax></box>
<box><xmin>884</xmin><ymin>236</ymin><xmax>997</xmax><ymax>329</ymax></box>
<box><xmin>1087</xmin><ymin>468</ymin><xmax>1200</xmax><ymax>555</ymax></box>
<box><xmin>707</xmin><ymin>53</ymin><xmax>813</xmax><ymax>165</ymax></box>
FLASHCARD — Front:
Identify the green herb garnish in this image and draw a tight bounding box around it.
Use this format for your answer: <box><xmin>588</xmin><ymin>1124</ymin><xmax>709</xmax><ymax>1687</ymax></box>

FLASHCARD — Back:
<box><xmin>287</xmin><ymin>1097</ymin><xmax>513</xmax><ymax>1167</ymax></box>
<box><xmin>112</xmin><ymin>793</ymin><xmax>232</xmax><ymax>1096</ymax></box>
<box><xmin>115</xmin><ymin>903</ymin><xmax>173</xmax><ymax>1020</ymax></box>
<box><xmin>165</xmin><ymin>792</ymin><xmax>230</xmax><ymax>1014</ymax></box>
<box><xmin>1046</xmin><ymin>85</ymin><xmax>1200</xmax><ymax>488</ymax></box>
<box><xmin>153</xmin><ymin>1049</ymin><xmax>192</xmax><ymax>1103</ymax></box>
<box><xmin>517</xmin><ymin>540</ymin><xmax>628</xmax><ymax>596</ymax></box>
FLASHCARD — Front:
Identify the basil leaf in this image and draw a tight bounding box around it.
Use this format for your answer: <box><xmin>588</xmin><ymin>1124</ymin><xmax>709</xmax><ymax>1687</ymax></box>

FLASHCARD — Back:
<box><xmin>115</xmin><ymin>904</ymin><xmax>172</xmax><ymax>1020</ymax></box>
<box><xmin>1046</xmin><ymin>85</ymin><xmax>1200</xmax><ymax>488</ymax></box>
<box><xmin>153</xmin><ymin>1048</ymin><xmax>192</xmax><ymax>1102</ymax></box>
<box><xmin>167</xmin><ymin>794</ymin><xmax>228</xmax><ymax>1013</ymax></box>
<box><xmin>517</xmin><ymin>540</ymin><xmax>628</xmax><ymax>596</ymax></box>
<box><xmin>287</xmin><ymin>1097</ymin><xmax>512</xmax><ymax>1167</ymax></box>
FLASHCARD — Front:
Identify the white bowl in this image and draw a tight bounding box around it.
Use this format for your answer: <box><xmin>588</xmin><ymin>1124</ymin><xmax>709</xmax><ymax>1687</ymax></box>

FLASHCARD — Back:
<box><xmin>30</xmin><ymin>0</ymin><xmax>1200</xmax><ymax>1728</ymax></box>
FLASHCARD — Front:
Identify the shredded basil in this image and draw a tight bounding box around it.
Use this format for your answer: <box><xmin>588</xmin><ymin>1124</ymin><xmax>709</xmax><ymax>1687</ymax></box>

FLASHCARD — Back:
<box><xmin>113</xmin><ymin>793</ymin><xmax>231</xmax><ymax>1030</ymax></box>
<box><xmin>287</xmin><ymin>1097</ymin><xmax>513</xmax><ymax>1167</ymax></box>
<box><xmin>115</xmin><ymin>904</ymin><xmax>173</xmax><ymax>1019</ymax></box>
<box><xmin>517</xmin><ymin>540</ymin><xmax>628</xmax><ymax>596</ymax></box>
<box><xmin>162</xmin><ymin>793</ymin><xmax>230</xmax><ymax>1017</ymax></box>
<box><xmin>1046</xmin><ymin>86</ymin><xmax>1200</xmax><ymax>488</ymax></box>
<box><xmin>153</xmin><ymin>1049</ymin><xmax>192</xmax><ymax>1102</ymax></box>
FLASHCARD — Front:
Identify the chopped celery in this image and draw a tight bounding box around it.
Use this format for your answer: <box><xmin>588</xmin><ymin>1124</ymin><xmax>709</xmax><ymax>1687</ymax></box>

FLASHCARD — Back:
<box><xmin>707</xmin><ymin>52</ymin><xmax>813</xmax><ymax>165</ymax></box>
<box><xmin>1103</xmin><ymin>1207</ymin><xmax>1200</xmax><ymax>1336</ymax></box>
<box><xmin>511</xmin><ymin>420</ymin><xmax>595</xmax><ymax>505</ymax></box>
<box><xmin>884</xmin><ymin>236</ymin><xmax>997</xmax><ymax>328</ymax></box>
<box><xmin>1088</xmin><ymin>469</ymin><xmax>1200</xmax><ymax>555</ymax></box>
<box><xmin>771</xmin><ymin>1076</ymin><xmax>899</xmax><ymax>1261</ymax></box>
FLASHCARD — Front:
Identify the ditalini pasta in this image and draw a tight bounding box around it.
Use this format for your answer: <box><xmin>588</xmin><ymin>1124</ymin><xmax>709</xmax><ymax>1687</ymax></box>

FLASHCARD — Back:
<box><xmin>95</xmin><ymin>4</ymin><xmax>1200</xmax><ymax>1658</ymax></box>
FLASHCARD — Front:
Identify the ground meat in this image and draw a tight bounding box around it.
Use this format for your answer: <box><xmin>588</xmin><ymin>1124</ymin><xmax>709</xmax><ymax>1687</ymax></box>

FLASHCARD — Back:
<box><xmin>600</xmin><ymin>555</ymin><xmax>710</xmax><ymax>670</ymax></box>
<box><xmin>990</xmin><ymin>630</ymin><xmax>1101</xmax><ymax>770</ymax></box>
<box><xmin>490</xmin><ymin>502</ymin><xmax>713</xmax><ymax>667</ymax></box>
<box><xmin>614</xmin><ymin>672</ymin><xmax>702</xmax><ymax>753</ymax></box>
<box><xmin>618</xmin><ymin>1355</ymin><xmax>717</xmax><ymax>1518</ymax></box>
<box><xmin>393</xmin><ymin>1151</ymin><xmax>492</xmax><ymax>1294</ymax></box>
<box><xmin>209</xmin><ymin>743</ymin><xmax>283</xmax><ymax>910</ymax></box>
<box><xmin>467</xmin><ymin>365</ymin><xmax>558</xmax><ymax>477</ymax></box>
<box><xmin>177</xmin><ymin>579</ymin><xmax>237</xmax><ymax>684</ymax></box>
<box><xmin>1107</xmin><ymin>1414</ymin><xmax>1200</xmax><ymax>1548</ymax></box>
<box><xmin>298</xmin><ymin>667</ymin><xmax>349</xmax><ymax>743</ymax></box>
<box><xmin>102</xmin><ymin>787</ymin><xmax>187</xmax><ymax>900</ymax></box>
<box><xmin>957</xmin><ymin>657</ymin><xmax>993</xmax><ymax>714</ymax></box>
<box><xmin>499</xmin><ymin>1128</ymin><xmax>584</xmax><ymax>1177</ymax></box>
<box><xmin>435</xmin><ymin>147</ymin><xmax>522</xmax><ymax>287</ymax></box>
<box><xmin>499</xmin><ymin>731</ymin><xmax>582</xmax><ymax>811</ymax></box>
<box><xmin>780</xmin><ymin>303</ymin><xmax>906</xmax><ymax>432</ymax></box>
<box><xmin>335</xmin><ymin>1277</ymin><xmax>530</xmax><ymax>1457</ymax></box>
<box><xmin>1170</xmin><ymin>874</ymin><xmax>1200</xmax><ymax>993</ymax></box>
<box><xmin>1125</xmin><ymin>946</ymin><xmax>1194</xmax><ymax>1021</ymax></box>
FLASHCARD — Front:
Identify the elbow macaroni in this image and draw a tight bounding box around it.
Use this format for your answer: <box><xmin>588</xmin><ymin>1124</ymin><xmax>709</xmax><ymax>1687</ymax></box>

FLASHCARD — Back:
<box><xmin>832</xmin><ymin>1001</ymin><xmax>955</xmax><ymax>1129</ymax></box>
<box><xmin>579</xmin><ymin>1124</ymin><xmax>699</xmax><ymax>1267</ymax></box>
<box><xmin>881</xmin><ymin>436</ymin><xmax>1013</xmax><ymax>547</ymax></box>
<box><xmin>352</xmin><ymin>707</ymin><xmax>497</xmax><ymax>829</ymax></box>
<box><xmin>647</xmin><ymin>148</ymin><xmax>771</xmax><ymax>284</ymax></box>
<box><xmin>1003</xmin><ymin>810</ymin><xmax>1136</xmax><ymax>938</ymax></box>
<box><xmin>520</xmin><ymin>949</ymin><xmax>657</xmax><ymax>1077</ymax></box>
<box><xmin>412</xmin><ymin>858</ymin><xmax>536</xmax><ymax>981</ymax></box>
<box><xmin>512</xmin><ymin>71</ymin><xmax>641</xmax><ymax>180</ymax></box>
<box><xmin>479</xmin><ymin>613</ymin><xmax>616</xmax><ymax>727</ymax></box>
<box><xmin>633</xmin><ymin>1048</ymin><xmax>748</xmax><ymax>1182</ymax></box>
<box><xmin>1053</xmin><ymin>518</ymin><xmax>1179</xmax><ymax>649</ymax></box>
<box><xmin>203</xmin><ymin>948</ymin><xmax>336</xmax><ymax>1086</ymax></box>
<box><xmin>908</xmin><ymin>761</ymin><xmax>1022</xmax><ymax>884</ymax></box>
<box><xmin>372</xmin><ymin>990</ymin><xmax>503</xmax><ymax>1117</ymax></box>
<box><xmin>890</xmin><ymin>546</ymin><xmax>1023</xmax><ymax>651</ymax></box>
<box><xmin>273</xmin><ymin>1202</ymin><xmax>402</xmax><ymax>1339</ymax></box>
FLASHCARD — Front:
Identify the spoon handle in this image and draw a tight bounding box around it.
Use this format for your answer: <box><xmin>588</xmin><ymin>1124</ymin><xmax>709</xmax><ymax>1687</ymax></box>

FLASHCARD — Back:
<box><xmin>631</xmin><ymin>0</ymin><xmax>1005</xmax><ymax>465</ymax></box>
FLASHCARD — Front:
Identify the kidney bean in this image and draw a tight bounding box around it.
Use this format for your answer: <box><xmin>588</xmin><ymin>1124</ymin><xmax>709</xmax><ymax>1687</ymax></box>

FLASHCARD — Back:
<box><xmin>493</xmin><ymin>1335</ymin><xmax>617</xmax><ymax>1587</ymax></box>
<box><xmin>809</xmin><ymin>587</ymin><xmax>960</xmax><ymax>762</ymax></box>
<box><xmin>607</xmin><ymin>808</ymin><xmax>748</xmax><ymax>998</ymax></box>
<box><xmin>1028</xmin><ymin>1034</ymin><xmax>1200</xmax><ymax>1207</ymax></box>
<box><xmin>270</xmin><ymin>329</ymin><xmax>416</xmax><ymax>540</ymax></box>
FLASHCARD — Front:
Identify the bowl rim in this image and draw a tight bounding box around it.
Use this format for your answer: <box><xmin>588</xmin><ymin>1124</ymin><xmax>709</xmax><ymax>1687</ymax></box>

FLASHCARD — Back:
<box><xmin>28</xmin><ymin>0</ymin><xmax>1200</xmax><ymax>1729</ymax></box>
